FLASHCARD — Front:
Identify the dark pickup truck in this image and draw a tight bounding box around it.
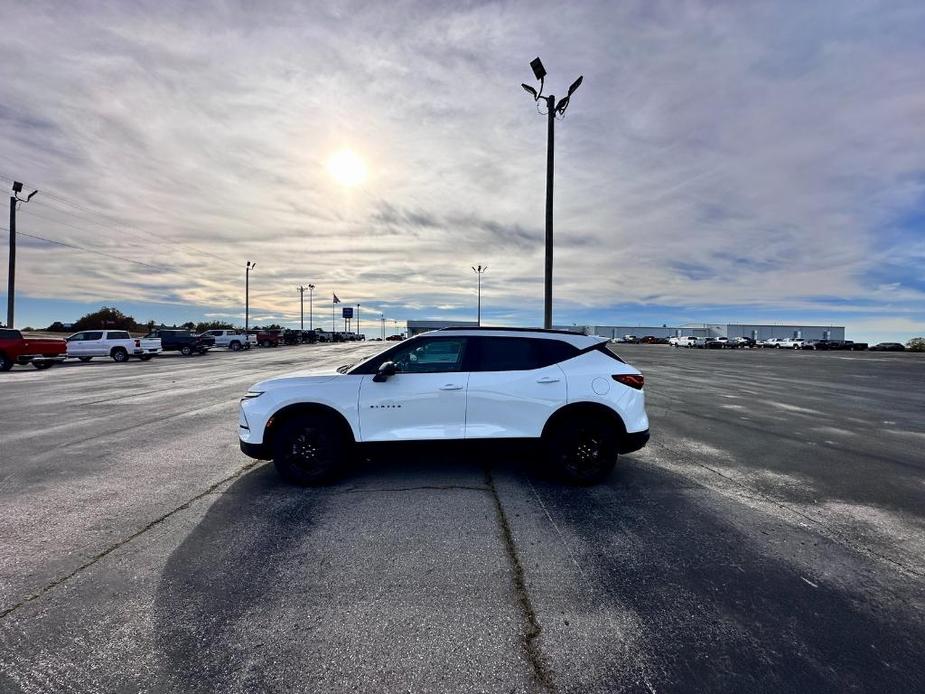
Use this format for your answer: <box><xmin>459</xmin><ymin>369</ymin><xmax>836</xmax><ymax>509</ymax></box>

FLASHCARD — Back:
<box><xmin>0</xmin><ymin>329</ymin><xmax>67</xmax><ymax>371</ymax></box>
<box><xmin>144</xmin><ymin>329</ymin><xmax>214</xmax><ymax>356</ymax></box>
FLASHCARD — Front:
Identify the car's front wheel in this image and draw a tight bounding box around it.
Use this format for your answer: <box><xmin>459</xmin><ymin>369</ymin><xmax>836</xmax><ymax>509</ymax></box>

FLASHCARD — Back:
<box><xmin>111</xmin><ymin>348</ymin><xmax>129</xmax><ymax>362</ymax></box>
<box><xmin>272</xmin><ymin>414</ymin><xmax>347</xmax><ymax>485</ymax></box>
<box><xmin>544</xmin><ymin>414</ymin><xmax>618</xmax><ymax>485</ymax></box>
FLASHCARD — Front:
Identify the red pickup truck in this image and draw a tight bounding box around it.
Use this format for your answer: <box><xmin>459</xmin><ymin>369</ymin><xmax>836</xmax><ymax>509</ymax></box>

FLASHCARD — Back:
<box><xmin>0</xmin><ymin>329</ymin><xmax>68</xmax><ymax>371</ymax></box>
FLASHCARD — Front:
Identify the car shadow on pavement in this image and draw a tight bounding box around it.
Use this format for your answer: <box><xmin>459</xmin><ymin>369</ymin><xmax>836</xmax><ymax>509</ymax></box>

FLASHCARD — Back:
<box><xmin>528</xmin><ymin>458</ymin><xmax>925</xmax><ymax>693</ymax></box>
<box><xmin>151</xmin><ymin>445</ymin><xmax>534</xmax><ymax>692</ymax></box>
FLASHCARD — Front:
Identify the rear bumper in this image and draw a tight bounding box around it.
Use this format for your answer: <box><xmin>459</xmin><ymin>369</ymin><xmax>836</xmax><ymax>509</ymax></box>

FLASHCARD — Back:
<box><xmin>240</xmin><ymin>439</ymin><xmax>271</xmax><ymax>460</ymax></box>
<box><xmin>618</xmin><ymin>428</ymin><xmax>650</xmax><ymax>454</ymax></box>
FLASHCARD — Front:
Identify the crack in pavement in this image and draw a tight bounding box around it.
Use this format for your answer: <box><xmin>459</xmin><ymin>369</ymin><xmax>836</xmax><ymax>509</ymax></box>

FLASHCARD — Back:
<box><xmin>0</xmin><ymin>460</ymin><xmax>260</xmax><ymax>621</ymax></box>
<box><xmin>484</xmin><ymin>466</ymin><xmax>557</xmax><ymax>693</ymax></box>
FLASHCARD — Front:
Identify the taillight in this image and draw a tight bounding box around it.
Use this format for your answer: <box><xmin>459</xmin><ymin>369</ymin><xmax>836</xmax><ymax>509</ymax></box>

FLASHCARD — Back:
<box><xmin>134</xmin><ymin>339</ymin><xmax>140</xmax><ymax>347</ymax></box>
<box><xmin>613</xmin><ymin>374</ymin><xmax>644</xmax><ymax>390</ymax></box>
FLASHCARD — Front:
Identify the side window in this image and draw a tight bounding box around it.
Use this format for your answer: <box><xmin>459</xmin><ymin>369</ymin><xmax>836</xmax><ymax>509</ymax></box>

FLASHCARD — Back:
<box><xmin>69</xmin><ymin>333</ymin><xmax>85</xmax><ymax>341</ymax></box>
<box><xmin>536</xmin><ymin>339</ymin><xmax>580</xmax><ymax>367</ymax></box>
<box><xmin>390</xmin><ymin>338</ymin><xmax>467</xmax><ymax>374</ymax></box>
<box><xmin>471</xmin><ymin>337</ymin><xmax>541</xmax><ymax>372</ymax></box>
<box><xmin>85</xmin><ymin>331</ymin><xmax>104</xmax><ymax>340</ymax></box>
<box><xmin>108</xmin><ymin>331</ymin><xmax>131</xmax><ymax>340</ymax></box>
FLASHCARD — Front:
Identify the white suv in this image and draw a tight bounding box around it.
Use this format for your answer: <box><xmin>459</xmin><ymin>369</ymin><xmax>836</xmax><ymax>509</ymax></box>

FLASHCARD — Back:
<box><xmin>239</xmin><ymin>328</ymin><xmax>650</xmax><ymax>484</ymax></box>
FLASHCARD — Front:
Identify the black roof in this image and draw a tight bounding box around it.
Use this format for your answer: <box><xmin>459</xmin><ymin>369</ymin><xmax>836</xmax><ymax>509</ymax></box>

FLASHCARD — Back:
<box><xmin>436</xmin><ymin>326</ymin><xmax>587</xmax><ymax>336</ymax></box>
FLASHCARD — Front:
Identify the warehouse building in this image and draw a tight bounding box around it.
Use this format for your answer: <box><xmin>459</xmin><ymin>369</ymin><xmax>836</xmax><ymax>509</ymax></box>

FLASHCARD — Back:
<box><xmin>406</xmin><ymin>319</ymin><xmax>479</xmax><ymax>337</ymax></box>
<box><xmin>588</xmin><ymin>323</ymin><xmax>845</xmax><ymax>341</ymax></box>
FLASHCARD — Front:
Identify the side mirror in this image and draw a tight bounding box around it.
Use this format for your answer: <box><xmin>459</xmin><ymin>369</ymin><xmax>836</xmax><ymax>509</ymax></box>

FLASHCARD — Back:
<box><xmin>373</xmin><ymin>361</ymin><xmax>397</xmax><ymax>382</ymax></box>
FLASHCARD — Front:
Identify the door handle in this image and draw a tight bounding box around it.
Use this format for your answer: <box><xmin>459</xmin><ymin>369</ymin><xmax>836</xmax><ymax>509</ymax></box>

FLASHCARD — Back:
<box><xmin>536</xmin><ymin>376</ymin><xmax>560</xmax><ymax>383</ymax></box>
<box><xmin>439</xmin><ymin>384</ymin><xmax>464</xmax><ymax>391</ymax></box>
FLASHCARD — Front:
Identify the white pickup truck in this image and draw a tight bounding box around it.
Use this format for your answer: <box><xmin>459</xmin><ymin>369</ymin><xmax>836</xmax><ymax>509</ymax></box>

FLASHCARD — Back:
<box><xmin>66</xmin><ymin>330</ymin><xmax>162</xmax><ymax>362</ymax></box>
<box><xmin>202</xmin><ymin>330</ymin><xmax>256</xmax><ymax>351</ymax></box>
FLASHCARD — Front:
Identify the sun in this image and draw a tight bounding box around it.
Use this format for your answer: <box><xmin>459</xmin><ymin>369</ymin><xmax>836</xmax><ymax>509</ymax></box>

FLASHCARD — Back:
<box><xmin>327</xmin><ymin>149</ymin><xmax>367</xmax><ymax>187</ymax></box>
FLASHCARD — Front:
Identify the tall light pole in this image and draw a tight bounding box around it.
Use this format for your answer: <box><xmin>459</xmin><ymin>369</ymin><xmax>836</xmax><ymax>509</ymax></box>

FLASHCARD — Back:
<box><xmin>356</xmin><ymin>303</ymin><xmax>361</xmax><ymax>337</ymax></box>
<box><xmin>6</xmin><ymin>181</ymin><xmax>39</xmax><ymax>328</ymax></box>
<box><xmin>245</xmin><ymin>261</ymin><xmax>255</xmax><ymax>334</ymax></box>
<box><xmin>308</xmin><ymin>284</ymin><xmax>315</xmax><ymax>331</ymax></box>
<box><xmin>298</xmin><ymin>285</ymin><xmax>306</xmax><ymax>332</ymax></box>
<box><xmin>522</xmin><ymin>58</ymin><xmax>583</xmax><ymax>329</ymax></box>
<box><xmin>472</xmin><ymin>265</ymin><xmax>487</xmax><ymax>326</ymax></box>
<box><xmin>380</xmin><ymin>312</ymin><xmax>385</xmax><ymax>340</ymax></box>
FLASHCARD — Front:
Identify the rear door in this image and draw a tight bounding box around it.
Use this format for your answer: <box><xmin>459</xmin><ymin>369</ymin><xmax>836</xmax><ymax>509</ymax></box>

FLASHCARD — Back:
<box><xmin>357</xmin><ymin>336</ymin><xmax>470</xmax><ymax>441</ymax></box>
<box><xmin>465</xmin><ymin>337</ymin><xmax>571</xmax><ymax>439</ymax></box>
<box><xmin>83</xmin><ymin>331</ymin><xmax>106</xmax><ymax>356</ymax></box>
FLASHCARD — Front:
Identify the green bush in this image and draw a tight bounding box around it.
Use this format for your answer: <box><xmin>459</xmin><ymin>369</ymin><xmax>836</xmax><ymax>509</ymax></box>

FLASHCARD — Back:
<box><xmin>907</xmin><ymin>337</ymin><xmax>925</xmax><ymax>352</ymax></box>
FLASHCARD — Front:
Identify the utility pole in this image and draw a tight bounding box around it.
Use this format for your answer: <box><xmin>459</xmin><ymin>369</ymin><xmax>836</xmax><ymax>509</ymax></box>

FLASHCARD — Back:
<box><xmin>245</xmin><ymin>261</ymin><xmax>255</xmax><ymax>334</ymax></box>
<box><xmin>522</xmin><ymin>59</ymin><xmax>583</xmax><ymax>329</ymax></box>
<box><xmin>298</xmin><ymin>286</ymin><xmax>306</xmax><ymax>332</ymax></box>
<box><xmin>544</xmin><ymin>96</ymin><xmax>554</xmax><ymax>330</ymax></box>
<box><xmin>308</xmin><ymin>284</ymin><xmax>315</xmax><ymax>331</ymax></box>
<box><xmin>6</xmin><ymin>182</ymin><xmax>38</xmax><ymax>329</ymax></box>
<box><xmin>472</xmin><ymin>265</ymin><xmax>487</xmax><ymax>325</ymax></box>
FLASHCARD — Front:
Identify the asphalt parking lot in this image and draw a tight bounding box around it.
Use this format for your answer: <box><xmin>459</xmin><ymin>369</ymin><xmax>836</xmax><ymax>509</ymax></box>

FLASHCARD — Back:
<box><xmin>0</xmin><ymin>343</ymin><xmax>923</xmax><ymax>692</ymax></box>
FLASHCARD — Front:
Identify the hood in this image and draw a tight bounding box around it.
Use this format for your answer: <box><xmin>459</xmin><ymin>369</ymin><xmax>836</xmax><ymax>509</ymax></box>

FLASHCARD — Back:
<box><xmin>250</xmin><ymin>369</ymin><xmax>341</xmax><ymax>391</ymax></box>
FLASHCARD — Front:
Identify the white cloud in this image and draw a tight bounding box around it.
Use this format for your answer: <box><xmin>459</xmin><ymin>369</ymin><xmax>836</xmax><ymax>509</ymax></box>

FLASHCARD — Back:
<box><xmin>1</xmin><ymin>0</ymin><xmax>924</xmax><ymax>332</ymax></box>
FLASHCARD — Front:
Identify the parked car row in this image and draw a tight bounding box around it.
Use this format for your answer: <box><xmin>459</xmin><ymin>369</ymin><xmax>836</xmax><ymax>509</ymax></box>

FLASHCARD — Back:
<box><xmin>664</xmin><ymin>335</ymin><xmax>879</xmax><ymax>350</ymax></box>
<box><xmin>0</xmin><ymin>325</ymin><xmax>371</xmax><ymax>371</ymax></box>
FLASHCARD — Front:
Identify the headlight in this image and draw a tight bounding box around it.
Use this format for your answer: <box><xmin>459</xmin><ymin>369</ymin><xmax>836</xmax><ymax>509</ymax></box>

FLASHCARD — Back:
<box><xmin>242</xmin><ymin>391</ymin><xmax>264</xmax><ymax>399</ymax></box>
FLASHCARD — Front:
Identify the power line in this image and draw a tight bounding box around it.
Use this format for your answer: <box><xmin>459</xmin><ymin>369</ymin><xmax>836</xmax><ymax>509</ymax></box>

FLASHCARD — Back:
<box><xmin>0</xmin><ymin>225</ymin><xmax>169</xmax><ymax>271</ymax></box>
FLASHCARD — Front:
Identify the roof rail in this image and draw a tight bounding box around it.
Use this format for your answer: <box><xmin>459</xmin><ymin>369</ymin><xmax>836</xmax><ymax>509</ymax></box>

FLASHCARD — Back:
<box><xmin>436</xmin><ymin>326</ymin><xmax>588</xmax><ymax>336</ymax></box>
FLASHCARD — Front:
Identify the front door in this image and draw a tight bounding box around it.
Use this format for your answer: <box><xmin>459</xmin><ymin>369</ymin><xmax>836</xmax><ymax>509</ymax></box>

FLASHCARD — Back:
<box><xmin>358</xmin><ymin>336</ymin><xmax>469</xmax><ymax>441</ymax></box>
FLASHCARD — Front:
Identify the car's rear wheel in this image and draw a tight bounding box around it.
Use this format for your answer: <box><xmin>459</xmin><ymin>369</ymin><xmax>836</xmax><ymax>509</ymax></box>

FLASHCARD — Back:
<box><xmin>139</xmin><ymin>354</ymin><xmax>153</xmax><ymax>361</ymax></box>
<box><xmin>180</xmin><ymin>345</ymin><xmax>193</xmax><ymax>356</ymax></box>
<box><xmin>544</xmin><ymin>414</ymin><xmax>618</xmax><ymax>485</ymax></box>
<box><xmin>229</xmin><ymin>341</ymin><xmax>241</xmax><ymax>352</ymax></box>
<box><xmin>78</xmin><ymin>356</ymin><xmax>92</xmax><ymax>362</ymax></box>
<box><xmin>33</xmin><ymin>360</ymin><xmax>54</xmax><ymax>370</ymax></box>
<box><xmin>0</xmin><ymin>353</ymin><xmax>11</xmax><ymax>372</ymax></box>
<box><xmin>111</xmin><ymin>348</ymin><xmax>129</xmax><ymax>363</ymax></box>
<box><xmin>272</xmin><ymin>414</ymin><xmax>347</xmax><ymax>485</ymax></box>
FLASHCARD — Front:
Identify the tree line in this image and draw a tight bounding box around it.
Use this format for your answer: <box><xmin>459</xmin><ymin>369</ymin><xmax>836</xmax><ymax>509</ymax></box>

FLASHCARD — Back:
<box><xmin>40</xmin><ymin>306</ymin><xmax>284</xmax><ymax>334</ymax></box>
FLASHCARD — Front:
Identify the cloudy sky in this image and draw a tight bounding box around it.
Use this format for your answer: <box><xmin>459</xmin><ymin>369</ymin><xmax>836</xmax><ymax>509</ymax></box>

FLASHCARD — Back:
<box><xmin>1</xmin><ymin>0</ymin><xmax>923</xmax><ymax>341</ymax></box>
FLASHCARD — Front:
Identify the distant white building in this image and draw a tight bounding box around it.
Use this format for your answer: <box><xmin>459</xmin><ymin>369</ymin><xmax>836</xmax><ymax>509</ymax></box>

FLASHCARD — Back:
<box><xmin>587</xmin><ymin>323</ymin><xmax>845</xmax><ymax>341</ymax></box>
<box><xmin>406</xmin><ymin>319</ymin><xmax>479</xmax><ymax>337</ymax></box>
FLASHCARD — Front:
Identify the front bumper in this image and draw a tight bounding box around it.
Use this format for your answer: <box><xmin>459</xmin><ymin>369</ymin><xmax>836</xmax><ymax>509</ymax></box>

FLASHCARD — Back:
<box><xmin>618</xmin><ymin>428</ymin><xmax>650</xmax><ymax>454</ymax></box>
<box><xmin>240</xmin><ymin>439</ymin><xmax>271</xmax><ymax>460</ymax></box>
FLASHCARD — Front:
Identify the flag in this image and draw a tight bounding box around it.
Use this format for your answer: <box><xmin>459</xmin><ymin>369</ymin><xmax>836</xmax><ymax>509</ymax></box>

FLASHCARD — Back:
<box><xmin>332</xmin><ymin>293</ymin><xmax>341</xmax><ymax>304</ymax></box>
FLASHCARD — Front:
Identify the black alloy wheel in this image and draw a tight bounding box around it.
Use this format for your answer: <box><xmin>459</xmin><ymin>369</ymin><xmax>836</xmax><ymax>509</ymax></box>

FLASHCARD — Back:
<box><xmin>546</xmin><ymin>415</ymin><xmax>619</xmax><ymax>485</ymax></box>
<box><xmin>273</xmin><ymin>416</ymin><xmax>346</xmax><ymax>485</ymax></box>
<box><xmin>112</xmin><ymin>348</ymin><xmax>129</xmax><ymax>363</ymax></box>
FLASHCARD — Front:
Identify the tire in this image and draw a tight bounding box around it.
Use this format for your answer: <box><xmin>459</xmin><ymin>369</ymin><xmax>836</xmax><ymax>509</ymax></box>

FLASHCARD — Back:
<box><xmin>78</xmin><ymin>356</ymin><xmax>93</xmax><ymax>362</ymax></box>
<box><xmin>272</xmin><ymin>414</ymin><xmax>348</xmax><ymax>485</ymax></box>
<box><xmin>139</xmin><ymin>355</ymin><xmax>153</xmax><ymax>361</ymax></box>
<box><xmin>261</xmin><ymin>340</ymin><xmax>271</xmax><ymax>348</ymax></box>
<box><xmin>544</xmin><ymin>414</ymin><xmax>619</xmax><ymax>485</ymax></box>
<box><xmin>229</xmin><ymin>341</ymin><xmax>241</xmax><ymax>352</ymax></box>
<box><xmin>33</xmin><ymin>361</ymin><xmax>54</xmax><ymax>370</ymax></box>
<box><xmin>180</xmin><ymin>345</ymin><xmax>193</xmax><ymax>356</ymax></box>
<box><xmin>111</xmin><ymin>348</ymin><xmax>129</xmax><ymax>363</ymax></box>
<box><xmin>0</xmin><ymin>353</ymin><xmax>11</xmax><ymax>372</ymax></box>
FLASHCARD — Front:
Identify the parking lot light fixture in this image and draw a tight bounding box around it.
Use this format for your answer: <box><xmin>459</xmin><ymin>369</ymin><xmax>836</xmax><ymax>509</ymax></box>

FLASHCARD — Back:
<box><xmin>245</xmin><ymin>261</ymin><xmax>255</xmax><ymax>334</ymax></box>
<box><xmin>308</xmin><ymin>284</ymin><xmax>315</xmax><ymax>331</ymax></box>
<box><xmin>521</xmin><ymin>57</ymin><xmax>583</xmax><ymax>329</ymax></box>
<box><xmin>472</xmin><ymin>265</ymin><xmax>487</xmax><ymax>325</ymax></box>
